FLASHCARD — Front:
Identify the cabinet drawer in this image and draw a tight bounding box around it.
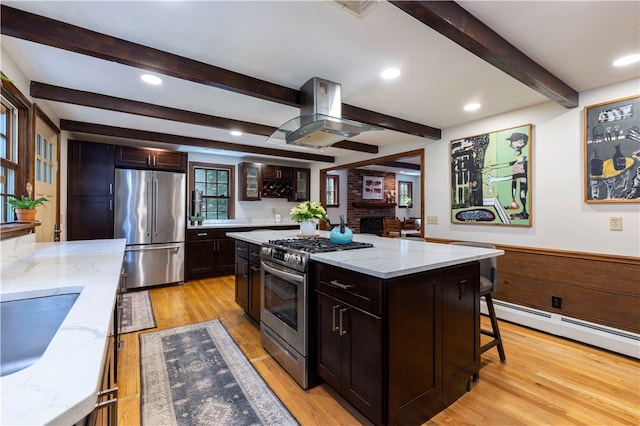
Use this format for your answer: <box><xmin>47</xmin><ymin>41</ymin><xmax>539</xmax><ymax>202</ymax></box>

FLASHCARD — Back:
<box><xmin>315</xmin><ymin>263</ymin><xmax>383</xmax><ymax>316</ymax></box>
<box><xmin>187</xmin><ymin>229</ymin><xmax>215</xmax><ymax>241</ymax></box>
<box><xmin>235</xmin><ymin>240</ymin><xmax>249</xmax><ymax>259</ymax></box>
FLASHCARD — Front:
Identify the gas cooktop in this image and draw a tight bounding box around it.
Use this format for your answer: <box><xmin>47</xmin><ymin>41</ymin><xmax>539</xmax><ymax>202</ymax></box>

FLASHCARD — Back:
<box><xmin>266</xmin><ymin>237</ymin><xmax>373</xmax><ymax>253</ymax></box>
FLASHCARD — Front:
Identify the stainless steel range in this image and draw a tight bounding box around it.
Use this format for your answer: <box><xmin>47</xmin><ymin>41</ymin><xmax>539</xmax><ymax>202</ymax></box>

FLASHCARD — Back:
<box><xmin>260</xmin><ymin>237</ymin><xmax>373</xmax><ymax>389</ymax></box>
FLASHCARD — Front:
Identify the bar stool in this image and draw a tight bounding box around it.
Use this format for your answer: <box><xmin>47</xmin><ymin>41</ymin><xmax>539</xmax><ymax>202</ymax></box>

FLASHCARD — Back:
<box><xmin>450</xmin><ymin>241</ymin><xmax>506</xmax><ymax>378</ymax></box>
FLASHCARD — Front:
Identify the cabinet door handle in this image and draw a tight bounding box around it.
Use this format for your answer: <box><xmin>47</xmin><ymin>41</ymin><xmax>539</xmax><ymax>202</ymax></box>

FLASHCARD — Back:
<box><xmin>153</xmin><ymin>155</ymin><xmax>157</xmax><ymax>166</ymax></box>
<box><xmin>328</xmin><ymin>279</ymin><xmax>355</xmax><ymax>290</ymax></box>
<box><xmin>109</xmin><ymin>183</ymin><xmax>113</xmax><ymax>195</ymax></box>
<box><xmin>332</xmin><ymin>305</ymin><xmax>340</xmax><ymax>332</ymax></box>
<box><xmin>147</xmin><ymin>154</ymin><xmax>151</xmax><ymax>166</ymax></box>
<box><xmin>109</xmin><ymin>199</ymin><xmax>113</xmax><ymax>211</ymax></box>
<box><xmin>339</xmin><ymin>308</ymin><xmax>348</xmax><ymax>335</ymax></box>
<box><xmin>250</xmin><ymin>265</ymin><xmax>261</xmax><ymax>272</ymax></box>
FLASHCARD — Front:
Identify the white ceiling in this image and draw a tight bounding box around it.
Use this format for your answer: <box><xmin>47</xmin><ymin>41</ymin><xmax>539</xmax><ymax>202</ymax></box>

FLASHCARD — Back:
<box><xmin>2</xmin><ymin>0</ymin><xmax>639</xmax><ymax>163</ymax></box>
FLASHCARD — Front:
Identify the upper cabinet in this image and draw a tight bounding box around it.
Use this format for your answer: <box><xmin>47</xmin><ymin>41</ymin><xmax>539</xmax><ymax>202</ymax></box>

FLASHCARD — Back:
<box><xmin>261</xmin><ymin>165</ymin><xmax>293</xmax><ymax>199</ymax></box>
<box><xmin>115</xmin><ymin>145</ymin><xmax>187</xmax><ymax>172</ymax></box>
<box><xmin>292</xmin><ymin>168</ymin><xmax>310</xmax><ymax>202</ymax></box>
<box><xmin>239</xmin><ymin>162</ymin><xmax>310</xmax><ymax>201</ymax></box>
<box><xmin>239</xmin><ymin>162</ymin><xmax>262</xmax><ymax>201</ymax></box>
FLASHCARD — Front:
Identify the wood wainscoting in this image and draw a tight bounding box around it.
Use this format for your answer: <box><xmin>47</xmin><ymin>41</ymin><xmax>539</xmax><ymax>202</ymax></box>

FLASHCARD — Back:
<box><xmin>427</xmin><ymin>239</ymin><xmax>640</xmax><ymax>334</ymax></box>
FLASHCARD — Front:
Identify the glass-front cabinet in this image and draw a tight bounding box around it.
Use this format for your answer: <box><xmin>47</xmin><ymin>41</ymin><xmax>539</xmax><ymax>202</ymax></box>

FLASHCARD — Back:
<box><xmin>292</xmin><ymin>168</ymin><xmax>310</xmax><ymax>202</ymax></box>
<box><xmin>239</xmin><ymin>162</ymin><xmax>262</xmax><ymax>201</ymax></box>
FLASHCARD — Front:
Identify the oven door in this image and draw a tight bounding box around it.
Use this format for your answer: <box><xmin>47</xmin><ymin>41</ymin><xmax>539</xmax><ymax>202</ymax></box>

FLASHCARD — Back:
<box><xmin>260</xmin><ymin>259</ymin><xmax>308</xmax><ymax>357</ymax></box>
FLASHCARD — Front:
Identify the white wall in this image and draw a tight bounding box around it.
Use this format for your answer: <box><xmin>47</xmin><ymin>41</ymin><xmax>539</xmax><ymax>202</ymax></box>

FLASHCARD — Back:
<box><xmin>425</xmin><ymin>79</ymin><xmax>639</xmax><ymax>257</ymax></box>
<box><xmin>311</xmin><ymin>79</ymin><xmax>639</xmax><ymax>257</ymax></box>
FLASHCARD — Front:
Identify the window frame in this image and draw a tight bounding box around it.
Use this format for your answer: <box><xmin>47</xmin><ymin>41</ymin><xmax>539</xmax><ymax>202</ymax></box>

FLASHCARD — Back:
<box><xmin>398</xmin><ymin>181</ymin><xmax>413</xmax><ymax>207</ymax></box>
<box><xmin>326</xmin><ymin>174</ymin><xmax>340</xmax><ymax>207</ymax></box>
<box><xmin>188</xmin><ymin>161</ymin><xmax>235</xmax><ymax>220</ymax></box>
<box><xmin>1</xmin><ymin>78</ymin><xmax>32</xmax><ymax>223</ymax></box>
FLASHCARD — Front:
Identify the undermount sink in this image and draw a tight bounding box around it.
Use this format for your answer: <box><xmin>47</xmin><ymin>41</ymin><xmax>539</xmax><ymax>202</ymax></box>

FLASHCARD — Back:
<box><xmin>1</xmin><ymin>291</ymin><xmax>80</xmax><ymax>377</ymax></box>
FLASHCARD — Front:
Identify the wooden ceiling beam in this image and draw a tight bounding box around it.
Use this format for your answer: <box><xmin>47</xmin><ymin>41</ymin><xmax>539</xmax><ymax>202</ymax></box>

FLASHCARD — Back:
<box><xmin>31</xmin><ymin>82</ymin><xmax>378</xmax><ymax>154</ymax></box>
<box><xmin>3</xmin><ymin>5</ymin><xmax>440</xmax><ymax>140</ymax></box>
<box><xmin>389</xmin><ymin>1</ymin><xmax>579</xmax><ymax>108</ymax></box>
<box><xmin>59</xmin><ymin>120</ymin><xmax>336</xmax><ymax>163</ymax></box>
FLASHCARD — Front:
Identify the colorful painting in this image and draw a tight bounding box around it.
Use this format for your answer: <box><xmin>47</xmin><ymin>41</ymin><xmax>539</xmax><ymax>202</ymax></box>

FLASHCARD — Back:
<box><xmin>362</xmin><ymin>175</ymin><xmax>384</xmax><ymax>200</ymax></box>
<box><xmin>584</xmin><ymin>95</ymin><xmax>640</xmax><ymax>203</ymax></box>
<box><xmin>450</xmin><ymin>124</ymin><xmax>532</xmax><ymax>226</ymax></box>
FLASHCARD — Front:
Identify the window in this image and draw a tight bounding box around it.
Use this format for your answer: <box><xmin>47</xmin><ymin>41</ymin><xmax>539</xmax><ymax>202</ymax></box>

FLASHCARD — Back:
<box><xmin>326</xmin><ymin>174</ymin><xmax>339</xmax><ymax>207</ymax></box>
<box><xmin>1</xmin><ymin>79</ymin><xmax>31</xmax><ymax>223</ymax></box>
<box><xmin>189</xmin><ymin>162</ymin><xmax>235</xmax><ymax>220</ymax></box>
<box><xmin>398</xmin><ymin>181</ymin><xmax>413</xmax><ymax>207</ymax></box>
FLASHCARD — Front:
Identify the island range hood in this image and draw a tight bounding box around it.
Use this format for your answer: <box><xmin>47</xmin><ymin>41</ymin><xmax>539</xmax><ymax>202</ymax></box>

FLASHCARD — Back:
<box><xmin>268</xmin><ymin>77</ymin><xmax>383</xmax><ymax>149</ymax></box>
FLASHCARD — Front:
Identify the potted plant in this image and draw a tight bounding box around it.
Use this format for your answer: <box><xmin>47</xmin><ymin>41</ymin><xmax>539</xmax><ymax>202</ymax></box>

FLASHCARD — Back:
<box><xmin>8</xmin><ymin>195</ymin><xmax>48</xmax><ymax>222</ymax></box>
<box><xmin>290</xmin><ymin>201</ymin><xmax>327</xmax><ymax>236</ymax></box>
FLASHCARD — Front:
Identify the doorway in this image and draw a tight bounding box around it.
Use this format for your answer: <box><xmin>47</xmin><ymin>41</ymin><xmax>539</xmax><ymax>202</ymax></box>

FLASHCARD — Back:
<box><xmin>33</xmin><ymin>107</ymin><xmax>60</xmax><ymax>242</ymax></box>
<box><xmin>320</xmin><ymin>149</ymin><xmax>424</xmax><ymax>236</ymax></box>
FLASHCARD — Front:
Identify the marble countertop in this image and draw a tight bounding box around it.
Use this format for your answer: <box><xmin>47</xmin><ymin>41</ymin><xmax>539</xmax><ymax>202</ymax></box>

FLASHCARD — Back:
<box><xmin>0</xmin><ymin>235</ymin><xmax>126</xmax><ymax>425</ymax></box>
<box><xmin>226</xmin><ymin>230</ymin><xmax>504</xmax><ymax>279</ymax></box>
<box><xmin>187</xmin><ymin>219</ymin><xmax>298</xmax><ymax>230</ymax></box>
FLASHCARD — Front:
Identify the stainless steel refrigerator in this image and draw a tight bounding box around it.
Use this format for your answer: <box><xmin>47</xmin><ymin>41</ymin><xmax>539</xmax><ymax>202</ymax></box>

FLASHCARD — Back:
<box><xmin>114</xmin><ymin>168</ymin><xmax>186</xmax><ymax>289</ymax></box>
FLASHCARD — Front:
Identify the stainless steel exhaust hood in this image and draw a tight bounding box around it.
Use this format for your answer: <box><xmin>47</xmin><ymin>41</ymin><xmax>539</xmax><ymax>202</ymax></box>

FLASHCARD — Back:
<box><xmin>267</xmin><ymin>77</ymin><xmax>383</xmax><ymax>148</ymax></box>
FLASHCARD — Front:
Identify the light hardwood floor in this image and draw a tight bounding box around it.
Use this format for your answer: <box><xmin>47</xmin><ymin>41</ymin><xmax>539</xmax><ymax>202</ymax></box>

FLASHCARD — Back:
<box><xmin>117</xmin><ymin>277</ymin><xmax>640</xmax><ymax>425</ymax></box>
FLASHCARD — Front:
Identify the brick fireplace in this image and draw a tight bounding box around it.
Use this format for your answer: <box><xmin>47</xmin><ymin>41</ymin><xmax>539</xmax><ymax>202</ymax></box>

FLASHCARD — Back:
<box><xmin>346</xmin><ymin>169</ymin><xmax>397</xmax><ymax>233</ymax></box>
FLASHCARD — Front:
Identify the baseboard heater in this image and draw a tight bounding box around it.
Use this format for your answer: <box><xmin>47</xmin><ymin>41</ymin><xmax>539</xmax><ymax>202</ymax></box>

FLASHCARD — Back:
<box><xmin>482</xmin><ymin>299</ymin><xmax>639</xmax><ymax>359</ymax></box>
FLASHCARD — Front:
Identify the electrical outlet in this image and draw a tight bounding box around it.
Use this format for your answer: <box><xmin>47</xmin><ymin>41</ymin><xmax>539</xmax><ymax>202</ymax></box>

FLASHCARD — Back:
<box><xmin>272</xmin><ymin>207</ymin><xmax>276</xmax><ymax>214</ymax></box>
<box><xmin>551</xmin><ymin>296</ymin><xmax>562</xmax><ymax>309</ymax></box>
<box><xmin>609</xmin><ymin>216</ymin><xmax>622</xmax><ymax>231</ymax></box>
<box><xmin>426</xmin><ymin>215</ymin><xmax>438</xmax><ymax>225</ymax></box>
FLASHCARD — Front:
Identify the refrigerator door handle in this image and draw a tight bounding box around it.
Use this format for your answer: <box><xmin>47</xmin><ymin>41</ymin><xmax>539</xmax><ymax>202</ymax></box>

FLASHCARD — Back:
<box><xmin>146</xmin><ymin>179</ymin><xmax>152</xmax><ymax>237</ymax></box>
<box><xmin>153</xmin><ymin>179</ymin><xmax>159</xmax><ymax>236</ymax></box>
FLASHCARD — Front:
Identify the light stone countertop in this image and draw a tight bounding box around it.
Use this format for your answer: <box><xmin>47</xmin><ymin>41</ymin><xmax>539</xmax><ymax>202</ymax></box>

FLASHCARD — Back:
<box><xmin>187</xmin><ymin>219</ymin><xmax>298</xmax><ymax>230</ymax></box>
<box><xmin>1</xmin><ymin>235</ymin><xmax>126</xmax><ymax>425</ymax></box>
<box><xmin>226</xmin><ymin>229</ymin><xmax>504</xmax><ymax>279</ymax></box>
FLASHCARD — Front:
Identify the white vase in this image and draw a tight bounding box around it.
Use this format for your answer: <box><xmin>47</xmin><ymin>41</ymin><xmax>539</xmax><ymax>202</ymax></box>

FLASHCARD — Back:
<box><xmin>299</xmin><ymin>219</ymin><xmax>317</xmax><ymax>236</ymax></box>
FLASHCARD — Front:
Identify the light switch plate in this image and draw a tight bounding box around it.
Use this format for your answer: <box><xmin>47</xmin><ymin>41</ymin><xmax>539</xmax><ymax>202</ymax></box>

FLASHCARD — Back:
<box><xmin>609</xmin><ymin>216</ymin><xmax>622</xmax><ymax>231</ymax></box>
<box><xmin>426</xmin><ymin>215</ymin><xmax>438</xmax><ymax>225</ymax></box>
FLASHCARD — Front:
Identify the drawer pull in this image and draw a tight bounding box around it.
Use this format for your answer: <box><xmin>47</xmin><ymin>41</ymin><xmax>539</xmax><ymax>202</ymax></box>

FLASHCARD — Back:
<box><xmin>197</xmin><ymin>232</ymin><xmax>207</xmax><ymax>236</ymax></box>
<box><xmin>328</xmin><ymin>279</ymin><xmax>355</xmax><ymax>290</ymax></box>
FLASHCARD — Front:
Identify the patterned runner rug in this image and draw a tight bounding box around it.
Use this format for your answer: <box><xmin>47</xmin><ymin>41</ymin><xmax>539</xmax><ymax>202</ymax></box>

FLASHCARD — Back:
<box><xmin>139</xmin><ymin>319</ymin><xmax>298</xmax><ymax>426</ymax></box>
<box><xmin>121</xmin><ymin>290</ymin><xmax>157</xmax><ymax>334</ymax></box>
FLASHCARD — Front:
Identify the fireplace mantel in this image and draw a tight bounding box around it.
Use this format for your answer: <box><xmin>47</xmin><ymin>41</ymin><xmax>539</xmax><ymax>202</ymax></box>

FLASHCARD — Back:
<box><xmin>352</xmin><ymin>202</ymin><xmax>397</xmax><ymax>208</ymax></box>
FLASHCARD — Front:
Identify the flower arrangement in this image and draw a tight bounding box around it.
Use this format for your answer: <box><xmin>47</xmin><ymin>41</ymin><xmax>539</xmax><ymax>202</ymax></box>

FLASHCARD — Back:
<box><xmin>290</xmin><ymin>201</ymin><xmax>327</xmax><ymax>222</ymax></box>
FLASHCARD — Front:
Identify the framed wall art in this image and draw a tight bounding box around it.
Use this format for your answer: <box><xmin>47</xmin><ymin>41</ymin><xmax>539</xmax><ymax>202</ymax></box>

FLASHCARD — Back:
<box><xmin>450</xmin><ymin>124</ymin><xmax>532</xmax><ymax>226</ymax></box>
<box><xmin>584</xmin><ymin>94</ymin><xmax>640</xmax><ymax>203</ymax></box>
<box><xmin>362</xmin><ymin>175</ymin><xmax>384</xmax><ymax>200</ymax></box>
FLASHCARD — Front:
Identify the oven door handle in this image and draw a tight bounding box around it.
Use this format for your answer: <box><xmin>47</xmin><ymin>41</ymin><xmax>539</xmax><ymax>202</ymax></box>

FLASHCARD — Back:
<box><xmin>261</xmin><ymin>261</ymin><xmax>304</xmax><ymax>284</ymax></box>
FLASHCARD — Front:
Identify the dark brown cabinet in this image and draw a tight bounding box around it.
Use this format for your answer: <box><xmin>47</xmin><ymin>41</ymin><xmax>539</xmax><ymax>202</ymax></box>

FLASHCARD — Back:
<box><xmin>115</xmin><ymin>145</ymin><xmax>187</xmax><ymax>172</ymax></box>
<box><xmin>314</xmin><ymin>261</ymin><xmax>480</xmax><ymax>425</ymax></box>
<box><xmin>234</xmin><ymin>240</ymin><xmax>262</xmax><ymax>322</ymax></box>
<box><xmin>186</xmin><ymin>229</ymin><xmax>236</xmax><ymax>280</ymax></box>
<box><xmin>292</xmin><ymin>168</ymin><xmax>310</xmax><ymax>202</ymax></box>
<box><xmin>67</xmin><ymin>140</ymin><xmax>115</xmax><ymax>241</ymax></box>
<box><xmin>261</xmin><ymin>165</ymin><xmax>293</xmax><ymax>199</ymax></box>
<box><xmin>239</xmin><ymin>162</ymin><xmax>262</xmax><ymax>201</ymax></box>
<box><xmin>316</xmin><ymin>291</ymin><xmax>383</xmax><ymax>424</ymax></box>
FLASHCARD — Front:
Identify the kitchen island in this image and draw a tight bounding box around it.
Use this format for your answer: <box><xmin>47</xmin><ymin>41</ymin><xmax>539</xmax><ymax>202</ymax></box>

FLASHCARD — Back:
<box><xmin>1</xmin><ymin>235</ymin><xmax>126</xmax><ymax>425</ymax></box>
<box><xmin>228</xmin><ymin>229</ymin><xmax>503</xmax><ymax>425</ymax></box>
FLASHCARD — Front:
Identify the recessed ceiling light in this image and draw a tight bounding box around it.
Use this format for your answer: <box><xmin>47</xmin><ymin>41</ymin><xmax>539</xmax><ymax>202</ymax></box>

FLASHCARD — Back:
<box><xmin>380</xmin><ymin>68</ymin><xmax>402</xmax><ymax>80</ymax></box>
<box><xmin>230</xmin><ymin>130</ymin><xmax>242</xmax><ymax>137</ymax></box>
<box><xmin>141</xmin><ymin>74</ymin><xmax>162</xmax><ymax>85</ymax></box>
<box><xmin>464</xmin><ymin>103</ymin><xmax>481</xmax><ymax>111</ymax></box>
<box><xmin>613</xmin><ymin>53</ymin><xmax>640</xmax><ymax>67</ymax></box>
